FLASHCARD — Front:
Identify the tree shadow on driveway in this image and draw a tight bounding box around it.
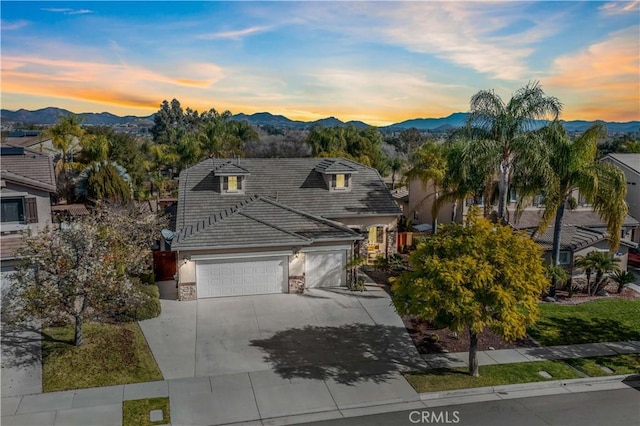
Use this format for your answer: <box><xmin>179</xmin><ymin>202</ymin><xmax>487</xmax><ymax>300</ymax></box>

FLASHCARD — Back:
<box><xmin>250</xmin><ymin>323</ymin><xmax>426</xmax><ymax>385</ymax></box>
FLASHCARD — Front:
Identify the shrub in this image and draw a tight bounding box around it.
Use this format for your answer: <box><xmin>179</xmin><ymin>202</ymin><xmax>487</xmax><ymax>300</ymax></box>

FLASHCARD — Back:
<box><xmin>113</xmin><ymin>284</ymin><xmax>161</xmax><ymax>322</ymax></box>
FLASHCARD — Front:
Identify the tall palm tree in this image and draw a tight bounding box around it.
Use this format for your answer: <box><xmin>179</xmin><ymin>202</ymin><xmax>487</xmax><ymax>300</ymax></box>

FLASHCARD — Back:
<box><xmin>46</xmin><ymin>114</ymin><xmax>84</xmax><ymax>202</ymax></box>
<box><xmin>406</xmin><ymin>141</ymin><xmax>446</xmax><ymax>234</ymax></box>
<box><xmin>536</xmin><ymin>122</ymin><xmax>627</xmax><ymax>296</ymax></box>
<box><xmin>389</xmin><ymin>157</ymin><xmax>405</xmax><ymax>190</ymax></box>
<box><xmin>465</xmin><ymin>81</ymin><xmax>562</xmax><ymax>219</ymax></box>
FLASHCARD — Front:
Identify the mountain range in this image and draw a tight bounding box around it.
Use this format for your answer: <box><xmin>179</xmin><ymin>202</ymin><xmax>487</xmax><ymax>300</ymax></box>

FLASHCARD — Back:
<box><xmin>2</xmin><ymin>107</ymin><xmax>638</xmax><ymax>133</ymax></box>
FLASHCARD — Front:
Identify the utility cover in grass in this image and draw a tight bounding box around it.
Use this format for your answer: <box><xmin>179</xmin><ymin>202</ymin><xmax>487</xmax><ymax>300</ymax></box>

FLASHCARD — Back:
<box><xmin>150</xmin><ymin>409</ymin><xmax>163</xmax><ymax>422</ymax></box>
<box><xmin>538</xmin><ymin>371</ymin><xmax>552</xmax><ymax>379</ymax></box>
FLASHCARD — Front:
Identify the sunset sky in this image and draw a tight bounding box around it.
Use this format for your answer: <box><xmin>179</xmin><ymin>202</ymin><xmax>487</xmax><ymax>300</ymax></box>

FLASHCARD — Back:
<box><xmin>1</xmin><ymin>1</ymin><xmax>639</xmax><ymax>126</ymax></box>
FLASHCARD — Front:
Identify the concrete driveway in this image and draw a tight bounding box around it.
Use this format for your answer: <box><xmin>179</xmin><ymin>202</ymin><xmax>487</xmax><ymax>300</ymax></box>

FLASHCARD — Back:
<box><xmin>139</xmin><ymin>284</ymin><xmax>426</xmax><ymax>381</ymax></box>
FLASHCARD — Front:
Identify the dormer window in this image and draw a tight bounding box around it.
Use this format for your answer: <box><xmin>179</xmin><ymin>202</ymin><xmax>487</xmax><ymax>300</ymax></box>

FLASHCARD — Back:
<box><xmin>213</xmin><ymin>160</ymin><xmax>251</xmax><ymax>195</ymax></box>
<box><xmin>315</xmin><ymin>159</ymin><xmax>358</xmax><ymax>193</ymax></box>
<box><xmin>332</xmin><ymin>174</ymin><xmax>349</xmax><ymax>190</ymax></box>
<box><xmin>225</xmin><ymin>176</ymin><xmax>239</xmax><ymax>191</ymax></box>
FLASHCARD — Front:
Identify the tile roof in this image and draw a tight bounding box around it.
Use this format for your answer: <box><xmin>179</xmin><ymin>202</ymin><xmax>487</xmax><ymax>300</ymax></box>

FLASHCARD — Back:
<box><xmin>314</xmin><ymin>158</ymin><xmax>360</xmax><ymax>174</ymax></box>
<box><xmin>173</xmin><ymin>195</ymin><xmax>362</xmax><ymax>250</ymax></box>
<box><xmin>213</xmin><ymin>161</ymin><xmax>251</xmax><ymax>176</ymax></box>
<box><xmin>529</xmin><ymin>225</ymin><xmax>637</xmax><ymax>252</ymax></box>
<box><xmin>509</xmin><ymin>208</ymin><xmax>640</xmax><ymax>230</ymax></box>
<box><xmin>604</xmin><ymin>153</ymin><xmax>640</xmax><ymax>174</ymax></box>
<box><xmin>1</xmin><ymin>146</ymin><xmax>56</xmax><ymax>192</ymax></box>
<box><xmin>175</xmin><ymin>158</ymin><xmax>401</xmax><ymax>234</ymax></box>
<box><xmin>529</xmin><ymin>226</ymin><xmax>607</xmax><ymax>251</ymax></box>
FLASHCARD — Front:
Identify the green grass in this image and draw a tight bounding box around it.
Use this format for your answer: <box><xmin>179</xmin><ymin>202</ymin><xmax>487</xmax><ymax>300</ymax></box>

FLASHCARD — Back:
<box><xmin>564</xmin><ymin>354</ymin><xmax>640</xmax><ymax>377</ymax></box>
<box><xmin>42</xmin><ymin>322</ymin><xmax>163</xmax><ymax>392</ymax></box>
<box><xmin>404</xmin><ymin>361</ymin><xmax>582</xmax><ymax>392</ymax></box>
<box><xmin>123</xmin><ymin>397</ymin><xmax>170</xmax><ymax>426</ymax></box>
<box><xmin>529</xmin><ymin>299</ymin><xmax>640</xmax><ymax>346</ymax></box>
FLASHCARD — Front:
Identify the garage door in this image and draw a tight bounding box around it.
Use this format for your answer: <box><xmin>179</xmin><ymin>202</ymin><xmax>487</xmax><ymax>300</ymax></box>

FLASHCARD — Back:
<box><xmin>196</xmin><ymin>256</ymin><xmax>287</xmax><ymax>298</ymax></box>
<box><xmin>305</xmin><ymin>251</ymin><xmax>346</xmax><ymax>288</ymax></box>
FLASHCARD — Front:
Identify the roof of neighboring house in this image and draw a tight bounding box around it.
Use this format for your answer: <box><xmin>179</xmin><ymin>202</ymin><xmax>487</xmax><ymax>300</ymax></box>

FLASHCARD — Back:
<box><xmin>2</xmin><ymin>133</ymin><xmax>52</xmax><ymax>150</ymax></box>
<box><xmin>391</xmin><ymin>187</ymin><xmax>409</xmax><ymax>203</ymax></box>
<box><xmin>176</xmin><ymin>158</ymin><xmax>401</xmax><ymax>232</ymax></box>
<box><xmin>509</xmin><ymin>208</ymin><xmax>640</xmax><ymax>230</ymax></box>
<box><xmin>529</xmin><ymin>225</ymin><xmax>637</xmax><ymax>252</ymax></box>
<box><xmin>603</xmin><ymin>153</ymin><xmax>640</xmax><ymax>174</ymax></box>
<box><xmin>0</xmin><ymin>235</ymin><xmax>23</xmax><ymax>260</ymax></box>
<box><xmin>51</xmin><ymin>204</ymin><xmax>90</xmax><ymax>216</ymax></box>
<box><xmin>0</xmin><ymin>146</ymin><xmax>56</xmax><ymax>192</ymax></box>
<box><xmin>173</xmin><ymin>195</ymin><xmax>363</xmax><ymax>250</ymax></box>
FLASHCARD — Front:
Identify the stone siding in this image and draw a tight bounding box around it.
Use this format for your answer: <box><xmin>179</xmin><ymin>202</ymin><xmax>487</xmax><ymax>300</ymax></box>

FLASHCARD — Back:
<box><xmin>178</xmin><ymin>282</ymin><xmax>196</xmax><ymax>301</ymax></box>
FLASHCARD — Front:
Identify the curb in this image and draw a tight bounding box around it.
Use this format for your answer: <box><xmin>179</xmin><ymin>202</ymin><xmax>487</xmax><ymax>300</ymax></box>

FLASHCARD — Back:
<box><xmin>419</xmin><ymin>374</ymin><xmax>635</xmax><ymax>401</ymax></box>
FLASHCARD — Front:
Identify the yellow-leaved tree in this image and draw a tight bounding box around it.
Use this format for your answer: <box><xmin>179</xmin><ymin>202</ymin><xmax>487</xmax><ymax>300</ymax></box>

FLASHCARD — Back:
<box><xmin>392</xmin><ymin>207</ymin><xmax>548</xmax><ymax>377</ymax></box>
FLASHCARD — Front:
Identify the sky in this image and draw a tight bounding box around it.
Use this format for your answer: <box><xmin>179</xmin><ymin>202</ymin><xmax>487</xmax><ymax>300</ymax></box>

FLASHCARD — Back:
<box><xmin>1</xmin><ymin>1</ymin><xmax>639</xmax><ymax>126</ymax></box>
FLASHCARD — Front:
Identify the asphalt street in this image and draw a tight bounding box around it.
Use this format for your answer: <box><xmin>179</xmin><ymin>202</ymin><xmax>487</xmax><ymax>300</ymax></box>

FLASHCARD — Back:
<box><xmin>298</xmin><ymin>387</ymin><xmax>640</xmax><ymax>426</ymax></box>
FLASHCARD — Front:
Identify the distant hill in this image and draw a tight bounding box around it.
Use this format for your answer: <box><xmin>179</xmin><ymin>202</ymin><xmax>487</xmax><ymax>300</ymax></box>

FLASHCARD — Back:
<box><xmin>2</xmin><ymin>107</ymin><xmax>638</xmax><ymax>134</ymax></box>
<box><xmin>1</xmin><ymin>107</ymin><xmax>154</xmax><ymax>126</ymax></box>
<box><xmin>385</xmin><ymin>112</ymin><xmax>469</xmax><ymax>130</ymax></box>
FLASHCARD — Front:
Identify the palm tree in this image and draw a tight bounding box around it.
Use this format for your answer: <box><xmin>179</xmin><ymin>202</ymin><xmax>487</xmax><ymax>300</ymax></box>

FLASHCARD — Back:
<box><xmin>535</xmin><ymin>122</ymin><xmax>628</xmax><ymax>296</ymax></box>
<box><xmin>611</xmin><ymin>269</ymin><xmax>636</xmax><ymax>294</ymax></box>
<box><xmin>406</xmin><ymin>141</ymin><xmax>446</xmax><ymax>234</ymax></box>
<box><xmin>46</xmin><ymin>114</ymin><xmax>84</xmax><ymax>202</ymax></box>
<box><xmin>575</xmin><ymin>252</ymin><xmax>620</xmax><ymax>296</ymax></box>
<box><xmin>465</xmin><ymin>81</ymin><xmax>562</xmax><ymax>220</ymax></box>
<box><xmin>389</xmin><ymin>157</ymin><xmax>405</xmax><ymax>190</ymax></box>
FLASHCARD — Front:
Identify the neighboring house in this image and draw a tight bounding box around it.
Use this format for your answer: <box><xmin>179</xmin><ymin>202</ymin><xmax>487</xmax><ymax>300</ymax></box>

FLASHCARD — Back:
<box><xmin>601</xmin><ymin>153</ymin><xmax>640</xmax><ymax>242</ymax></box>
<box><xmin>510</xmin><ymin>208</ymin><xmax>640</xmax><ymax>245</ymax></box>
<box><xmin>2</xmin><ymin>130</ymin><xmax>56</xmax><ymax>155</ymax></box>
<box><xmin>0</xmin><ymin>146</ymin><xmax>56</xmax><ymax>272</ymax></box>
<box><xmin>172</xmin><ymin>158</ymin><xmax>401</xmax><ymax>300</ymax></box>
<box><xmin>528</xmin><ymin>225</ymin><xmax>638</xmax><ymax>275</ymax></box>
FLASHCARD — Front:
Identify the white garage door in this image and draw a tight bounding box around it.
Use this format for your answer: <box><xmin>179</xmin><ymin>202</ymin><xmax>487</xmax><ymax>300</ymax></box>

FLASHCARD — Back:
<box><xmin>196</xmin><ymin>256</ymin><xmax>287</xmax><ymax>298</ymax></box>
<box><xmin>305</xmin><ymin>251</ymin><xmax>346</xmax><ymax>288</ymax></box>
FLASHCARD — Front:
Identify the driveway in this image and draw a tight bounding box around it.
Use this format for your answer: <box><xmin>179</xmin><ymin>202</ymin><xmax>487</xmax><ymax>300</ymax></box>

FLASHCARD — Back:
<box><xmin>139</xmin><ymin>284</ymin><xmax>426</xmax><ymax>381</ymax></box>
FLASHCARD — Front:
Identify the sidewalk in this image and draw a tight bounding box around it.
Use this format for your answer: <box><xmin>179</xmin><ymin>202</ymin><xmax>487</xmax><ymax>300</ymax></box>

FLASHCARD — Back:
<box><xmin>2</xmin><ymin>340</ymin><xmax>638</xmax><ymax>426</ymax></box>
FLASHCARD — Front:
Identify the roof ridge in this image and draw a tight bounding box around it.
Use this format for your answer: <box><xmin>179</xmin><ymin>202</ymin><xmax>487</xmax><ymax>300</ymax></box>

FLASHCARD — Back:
<box><xmin>259</xmin><ymin>196</ymin><xmax>360</xmax><ymax>236</ymax></box>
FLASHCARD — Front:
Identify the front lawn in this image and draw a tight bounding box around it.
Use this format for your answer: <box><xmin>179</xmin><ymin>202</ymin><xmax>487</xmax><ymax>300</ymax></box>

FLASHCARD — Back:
<box><xmin>404</xmin><ymin>361</ymin><xmax>582</xmax><ymax>392</ymax></box>
<box><xmin>529</xmin><ymin>299</ymin><xmax>640</xmax><ymax>346</ymax></box>
<box><xmin>564</xmin><ymin>354</ymin><xmax>640</xmax><ymax>377</ymax></box>
<box><xmin>42</xmin><ymin>322</ymin><xmax>163</xmax><ymax>392</ymax></box>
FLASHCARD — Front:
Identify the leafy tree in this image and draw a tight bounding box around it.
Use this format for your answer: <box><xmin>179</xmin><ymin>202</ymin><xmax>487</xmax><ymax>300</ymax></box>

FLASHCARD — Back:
<box><xmin>392</xmin><ymin>208</ymin><xmax>548</xmax><ymax>376</ymax></box>
<box><xmin>464</xmin><ymin>81</ymin><xmax>562</xmax><ymax>219</ymax></box>
<box><xmin>611</xmin><ymin>269</ymin><xmax>636</xmax><ymax>294</ymax></box>
<box><xmin>6</xmin><ymin>205</ymin><xmax>166</xmax><ymax>346</ymax></box>
<box><xmin>398</xmin><ymin>128</ymin><xmax>427</xmax><ymax>154</ymax></box>
<box><xmin>84</xmin><ymin>127</ymin><xmax>147</xmax><ymax>193</ymax></box>
<box><xmin>574</xmin><ymin>251</ymin><xmax>620</xmax><ymax>296</ymax></box>
<box><xmin>617</xmin><ymin>140</ymin><xmax>640</xmax><ymax>153</ymax></box>
<box><xmin>306</xmin><ymin>125</ymin><xmax>390</xmax><ymax>175</ymax></box>
<box><xmin>532</xmin><ymin>123</ymin><xmax>627</xmax><ymax>296</ymax></box>
<box><xmin>151</xmin><ymin>99</ymin><xmax>187</xmax><ymax>146</ymax></box>
<box><xmin>78</xmin><ymin>134</ymin><xmax>109</xmax><ymax>163</ymax></box>
<box><xmin>76</xmin><ymin>161</ymin><xmax>132</xmax><ymax>203</ymax></box>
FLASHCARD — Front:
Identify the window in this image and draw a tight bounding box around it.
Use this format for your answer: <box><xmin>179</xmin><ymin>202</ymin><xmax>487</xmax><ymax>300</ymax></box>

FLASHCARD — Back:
<box><xmin>368</xmin><ymin>226</ymin><xmax>384</xmax><ymax>244</ymax></box>
<box><xmin>559</xmin><ymin>251</ymin><xmax>570</xmax><ymax>265</ymax></box>
<box><xmin>331</xmin><ymin>174</ymin><xmax>349</xmax><ymax>189</ymax></box>
<box><xmin>1</xmin><ymin>198</ymin><xmax>24</xmax><ymax>223</ymax></box>
<box><xmin>222</xmin><ymin>176</ymin><xmax>242</xmax><ymax>192</ymax></box>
